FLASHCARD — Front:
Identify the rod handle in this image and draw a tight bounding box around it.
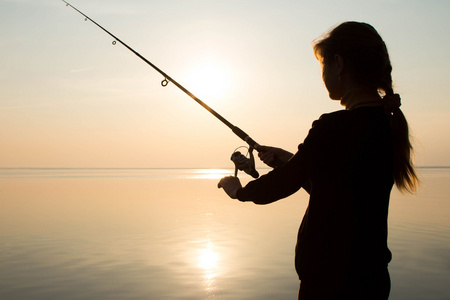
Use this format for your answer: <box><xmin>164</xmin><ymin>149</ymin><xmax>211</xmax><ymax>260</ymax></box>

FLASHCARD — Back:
<box><xmin>232</xmin><ymin>126</ymin><xmax>284</xmax><ymax>168</ymax></box>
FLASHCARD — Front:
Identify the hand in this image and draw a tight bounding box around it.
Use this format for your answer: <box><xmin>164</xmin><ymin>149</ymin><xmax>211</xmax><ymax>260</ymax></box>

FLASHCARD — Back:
<box><xmin>257</xmin><ymin>145</ymin><xmax>294</xmax><ymax>168</ymax></box>
<box><xmin>218</xmin><ymin>176</ymin><xmax>242</xmax><ymax>199</ymax></box>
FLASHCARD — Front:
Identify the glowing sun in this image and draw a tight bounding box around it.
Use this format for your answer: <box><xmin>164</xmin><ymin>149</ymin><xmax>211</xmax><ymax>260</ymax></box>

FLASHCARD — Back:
<box><xmin>184</xmin><ymin>61</ymin><xmax>231</xmax><ymax>101</ymax></box>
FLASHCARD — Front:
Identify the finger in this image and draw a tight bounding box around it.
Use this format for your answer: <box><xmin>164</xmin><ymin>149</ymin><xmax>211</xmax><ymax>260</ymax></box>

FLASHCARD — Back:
<box><xmin>258</xmin><ymin>150</ymin><xmax>269</xmax><ymax>159</ymax></box>
<box><xmin>259</xmin><ymin>151</ymin><xmax>273</xmax><ymax>159</ymax></box>
<box><xmin>259</xmin><ymin>152</ymin><xmax>274</xmax><ymax>163</ymax></box>
<box><xmin>258</xmin><ymin>145</ymin><xmax>267</xmax><ymax>153</ymax></box>
<box><xmin>258</xmin><ymin>145</ymin><xmax>269</xmax><ymax>152</ymax></box>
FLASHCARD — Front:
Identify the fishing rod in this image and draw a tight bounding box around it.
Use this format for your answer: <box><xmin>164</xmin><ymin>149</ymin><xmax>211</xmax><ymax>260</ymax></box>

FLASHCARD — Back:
<box><xmin>62</xmin><ymin>0</ymin><xmax>279</xmax><ymax>177</ymax></box>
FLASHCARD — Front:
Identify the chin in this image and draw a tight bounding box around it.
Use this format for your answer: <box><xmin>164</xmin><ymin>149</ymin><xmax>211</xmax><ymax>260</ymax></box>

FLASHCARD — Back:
<box><xmin>328</xmin><ymin>93</ymin><xmax>341</xmax><ymax>101</ymax></box>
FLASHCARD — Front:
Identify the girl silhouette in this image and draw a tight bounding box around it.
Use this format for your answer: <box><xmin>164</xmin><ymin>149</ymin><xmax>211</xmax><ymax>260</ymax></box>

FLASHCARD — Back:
<box><xmin>219</xmin><ymin>22</ymin><xmax>419</xmax><ymax>300</ymax></box>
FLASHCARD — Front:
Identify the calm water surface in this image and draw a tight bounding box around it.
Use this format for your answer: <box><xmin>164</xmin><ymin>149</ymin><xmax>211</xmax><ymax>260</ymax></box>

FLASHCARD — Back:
<box><xmin>0</xmin><ymin>168</ymin><xmax>449</xmax><ymax>299</ymax></box>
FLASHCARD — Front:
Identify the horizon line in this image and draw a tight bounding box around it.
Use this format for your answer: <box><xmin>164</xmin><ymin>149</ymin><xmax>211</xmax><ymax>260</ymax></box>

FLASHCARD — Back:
<box><xmin>0</xmin><ymin>166</ymin><xmax>448</xmax><ymax>170</ymax></box>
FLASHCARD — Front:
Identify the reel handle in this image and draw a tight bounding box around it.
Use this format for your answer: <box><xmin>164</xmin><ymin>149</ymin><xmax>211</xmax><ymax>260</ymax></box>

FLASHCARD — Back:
<box><xmin>231</xmin><ymin>150</ymin><xmax>259</xmax><ymax>178</ymax></box>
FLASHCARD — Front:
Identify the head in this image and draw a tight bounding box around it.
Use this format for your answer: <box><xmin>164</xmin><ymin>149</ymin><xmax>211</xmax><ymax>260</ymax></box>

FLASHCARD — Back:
<box><xmin>313</xmin><ymin>21</ymin><xmax>419</xmax><ymax>193</ymax></box>
<box><xmin>313</xmin><ymin>22</ymin><xmax>394</xmax><ymax>99</ymax></box>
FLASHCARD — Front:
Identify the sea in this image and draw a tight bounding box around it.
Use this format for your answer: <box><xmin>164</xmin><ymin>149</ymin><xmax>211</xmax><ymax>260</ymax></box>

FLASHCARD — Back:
<box><xmin>0</xmin><ymin>167</ymin><xmax>449</xmax><ymax>299</ymax></box>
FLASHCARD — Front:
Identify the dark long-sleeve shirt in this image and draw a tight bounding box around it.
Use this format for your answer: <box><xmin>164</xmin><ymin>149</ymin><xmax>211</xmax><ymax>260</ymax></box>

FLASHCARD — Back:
<box><xmin>236</xmin><ymin>107</ymin><xmax>393</xmax><ymax>281</ymax></box>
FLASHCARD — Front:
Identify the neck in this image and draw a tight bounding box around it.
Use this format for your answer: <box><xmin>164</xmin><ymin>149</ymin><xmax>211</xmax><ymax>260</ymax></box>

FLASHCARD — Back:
<box><xmin>340</xmin><ymin>88</ymin><xmax>382</xmax><ymax>110</ymax></box>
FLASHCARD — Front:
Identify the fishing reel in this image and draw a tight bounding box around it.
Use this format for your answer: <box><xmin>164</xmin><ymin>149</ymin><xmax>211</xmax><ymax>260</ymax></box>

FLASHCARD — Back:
<box><xmin>231</xmin><ymin>146</ymin><xmax>259</xmax><ymax>178</ymax></box>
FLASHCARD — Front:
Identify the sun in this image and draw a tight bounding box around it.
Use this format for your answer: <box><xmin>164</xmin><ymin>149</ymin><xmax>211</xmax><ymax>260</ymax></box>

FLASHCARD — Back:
<box><xmin>184</xmin><ymin>61</ymin><xmax>232</xmax><ymax>102</ymax></box>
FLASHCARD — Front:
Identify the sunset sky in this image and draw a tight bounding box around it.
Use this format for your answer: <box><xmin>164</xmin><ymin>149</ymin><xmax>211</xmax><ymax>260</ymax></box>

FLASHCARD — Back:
<box><xmin>1</xmin><ymin>0</ymin><xmax>449</xmax><ymax>168</ymax></box>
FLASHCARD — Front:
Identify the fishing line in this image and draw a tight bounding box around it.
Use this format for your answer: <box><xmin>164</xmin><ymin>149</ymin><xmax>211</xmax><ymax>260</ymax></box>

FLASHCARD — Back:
<box><xmin>61</xmin><ymin>0</ymin><xmax>281</xmax><ymax>177</ymax></box>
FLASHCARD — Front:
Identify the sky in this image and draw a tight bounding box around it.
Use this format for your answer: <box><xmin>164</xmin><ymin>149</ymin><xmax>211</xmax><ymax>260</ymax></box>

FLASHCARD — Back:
<box><xmin>1</xmin><ymin>0</ymin><xmax>449</xmax><ymax>168</ymax></box>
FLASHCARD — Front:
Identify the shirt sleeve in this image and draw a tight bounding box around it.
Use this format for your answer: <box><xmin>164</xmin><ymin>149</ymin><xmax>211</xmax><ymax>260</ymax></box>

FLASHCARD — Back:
<box><xmin>236</xmin><ymin>116</ymin><xmax>327</xmax><ymax>204</ymax></box>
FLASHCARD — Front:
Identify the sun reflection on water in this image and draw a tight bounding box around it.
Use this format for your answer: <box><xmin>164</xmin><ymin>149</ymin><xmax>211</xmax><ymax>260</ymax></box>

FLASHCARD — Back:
<box><xmin>190</xmin><ymin>169</ymin><xmax>232</xmax><ymax>180</ymax></box>
<box><xmin>197</xmin><ymin>240</ymin><xmax>220</xmax><ymax>297</ymax></box>
<box><xmin>194</xmin><ymin>210</ymin><xmax>223</xmax><ymax>299</ymax></box>
<box><xmin>198</xmin><ymin>245</ymin><xmax>219</xmax><ymax>270</ymax></box>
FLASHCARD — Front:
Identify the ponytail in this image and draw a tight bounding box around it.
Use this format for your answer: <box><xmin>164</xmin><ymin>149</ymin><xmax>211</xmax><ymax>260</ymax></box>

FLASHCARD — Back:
<box><xmin>383</xmin><ymin>89</ymin><xmax>419</xmax><ymax>193</ymax></box>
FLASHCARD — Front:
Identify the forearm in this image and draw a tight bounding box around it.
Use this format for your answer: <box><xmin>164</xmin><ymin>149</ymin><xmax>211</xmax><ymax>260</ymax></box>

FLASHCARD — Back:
<box><xmin>236</xmin><ymin>151</ymin><xmax>309</xmax><ymax>204</ymax></box>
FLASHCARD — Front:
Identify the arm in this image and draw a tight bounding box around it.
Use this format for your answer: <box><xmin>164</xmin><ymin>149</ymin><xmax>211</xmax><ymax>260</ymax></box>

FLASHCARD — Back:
<box><xmin>219</xmin><ymin>114</ymin><xmax>330</xmax><ymax>203</ymax></box>
<box><xmin>257</xmin><ymin>145</ymin><xmax>312</xmax><ymax>194</ymax></box>
<box><xmin>218</xmin><ymin>145</ymin><xmax>298</xmax><ymax>201</ymax></box>
<box><xmin>236</xmin><ymin>147</ymin><xmax>310</xmax><ymax>204</ymax></box>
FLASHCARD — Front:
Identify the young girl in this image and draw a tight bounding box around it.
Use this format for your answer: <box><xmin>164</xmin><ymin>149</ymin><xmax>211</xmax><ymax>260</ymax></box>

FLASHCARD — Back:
<box><xmin>218</xmin><ymin>22</ymin><xmax>419</xmax><ymax>300</ymax></box>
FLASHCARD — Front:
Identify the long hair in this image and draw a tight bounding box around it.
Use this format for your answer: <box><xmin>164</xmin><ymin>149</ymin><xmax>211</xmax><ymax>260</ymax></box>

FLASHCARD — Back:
<box><xmin>313</xmin><ymin>22</ymin><xmax>419</xmax><ymax>193</ymax></box>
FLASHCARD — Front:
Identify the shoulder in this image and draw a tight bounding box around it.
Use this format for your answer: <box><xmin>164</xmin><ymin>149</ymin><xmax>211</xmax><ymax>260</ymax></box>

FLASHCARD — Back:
<box><xmin>303</xmin><ymin>108</ymin><xmax>385</xmax><ymax>147</ymax></box>
<box><xmin>315</xmin><ymin>110</ymin><xmax>348</xmax><ymax>125</ymax></box>
<box><xmin>309</xmin><ymin>110</ymin><xmax>349</xmax><ymax>135</ymax></box>
<box><xmin>299</xmin><ymin>110</ymin><xmax>347</xmax><ymax>150</ymax></box>
<box><xmin>313</xmin><ymin>107</ymin><xmax>387</xmax><ymax>130</ymax></box>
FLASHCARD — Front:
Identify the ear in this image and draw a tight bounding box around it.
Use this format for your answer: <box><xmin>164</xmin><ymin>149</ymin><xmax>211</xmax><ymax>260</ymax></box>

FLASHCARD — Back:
<box><xmin>334</xmin><ymin>54</ymin><xmax>344</xmax><ymax>76</ymax></box>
